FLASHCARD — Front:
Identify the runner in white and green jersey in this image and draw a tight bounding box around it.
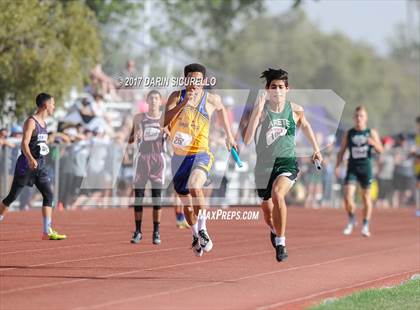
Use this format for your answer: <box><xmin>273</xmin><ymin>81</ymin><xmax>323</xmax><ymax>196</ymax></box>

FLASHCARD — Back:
<box><xmin>244</xmin><ymin>68</ymin><xmax>323</xmax><ymax>262</ymax></box>
<box><xmin>335</xmin><ymin>106</ymin><xmax>383</xmax><ymax>237</ymax></box>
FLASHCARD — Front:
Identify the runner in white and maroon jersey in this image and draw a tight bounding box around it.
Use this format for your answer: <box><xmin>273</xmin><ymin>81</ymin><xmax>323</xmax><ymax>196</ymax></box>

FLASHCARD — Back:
<box><xmin>128</xmin><ymin>90</ymin><xmax>166</xmax><ymax>245</ymax></box>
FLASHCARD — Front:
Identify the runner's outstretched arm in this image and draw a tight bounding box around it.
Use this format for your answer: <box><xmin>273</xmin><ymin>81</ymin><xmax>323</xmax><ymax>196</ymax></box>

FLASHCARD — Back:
<box><xmin>244</xmin><ymin>91</ymin><xmax>266</xmax><ymax>145</ymax></box>
<box><xmin>368</xmin><ymin>129</ymin><xmax>384</xmax><ymax>153</ymax></box>
<box><xmin>295</xmin><ymin>105</ymin><xmax>322</xmax><ymax>163</ymax></box>
<box><xmin>213</xmin><ymin>94</ymin><xmax>238</xmax><ymax>150</ymax></box>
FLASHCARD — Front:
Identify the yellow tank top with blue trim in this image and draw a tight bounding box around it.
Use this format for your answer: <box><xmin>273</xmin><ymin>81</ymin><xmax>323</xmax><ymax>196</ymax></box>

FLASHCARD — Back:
<box><xmin>170</xmin><ymin>89</ymin><xmax>210</xmax><ymax>155</ymax></box>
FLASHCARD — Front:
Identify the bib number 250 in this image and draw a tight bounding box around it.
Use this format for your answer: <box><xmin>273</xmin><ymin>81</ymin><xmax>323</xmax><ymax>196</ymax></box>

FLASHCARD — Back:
<box><xmin>173</xmin><ymin>132</ymin><xmax>192</xmax><ymax>147</ymax></box>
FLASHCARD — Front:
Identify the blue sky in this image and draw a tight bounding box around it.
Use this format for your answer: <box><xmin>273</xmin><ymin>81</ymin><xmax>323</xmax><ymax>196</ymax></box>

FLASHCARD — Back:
<box><xmin>266</xmin><ymin>0</ymin><xmax>417</xmax><ymax>55</ymax></box>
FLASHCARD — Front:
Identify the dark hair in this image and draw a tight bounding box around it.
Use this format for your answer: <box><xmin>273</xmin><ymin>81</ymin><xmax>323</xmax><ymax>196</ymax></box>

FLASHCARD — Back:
<box><xmin>260</xmin><ymin>68</ymin><xmax>288</xmax><ymax>88</ymax></box>
<box><xmin>146</xmin><ymin>90</ymin><xmax>162</xmax><ymax>100</ymax></box>
<box><xmin>93</xmin><ymin>93</ymin><xmax>103</xmax><ymax>100</ymax></box>
<box><xmin>355</xmin><ymin>106</ymin><xmax>367</xmax><ymax>113</ymax></box>
<box><xmin>36</xmin><ymin>93</ymin><xmax>52</xmax><ymax>107</ymax></box>
<box><xmin>416</xmin><ymin>116</ymin><xmax>420</xmax><ymax>124</ymax></box>
<box><xmin>184</xmin><ymin>63</ymin><xmax>206</xmax><ymax>77</ymax></box>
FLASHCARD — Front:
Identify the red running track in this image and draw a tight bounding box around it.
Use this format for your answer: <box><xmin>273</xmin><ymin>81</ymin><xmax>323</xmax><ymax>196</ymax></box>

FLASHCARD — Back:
<box><xmin>0</xmin><ymin>207</ymin><xmax>419</xmax><ymax>310</ymax></box>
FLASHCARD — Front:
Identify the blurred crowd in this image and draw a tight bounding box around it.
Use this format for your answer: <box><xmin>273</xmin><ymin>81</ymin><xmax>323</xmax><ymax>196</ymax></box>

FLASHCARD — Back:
<box><xmin>294</xmin><ymin>133</ymin><xmax>418</xmax><ymax>209</ymax></box>
<box><xmin>0</xmin><ymin>61</ymin><xmax>418</xmax><ymax>210</ymax></box>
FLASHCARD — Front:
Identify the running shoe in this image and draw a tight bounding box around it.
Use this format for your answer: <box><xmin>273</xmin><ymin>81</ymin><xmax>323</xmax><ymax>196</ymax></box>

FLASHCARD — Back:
<box><xmin>152</xmin><ymin>231</ymin><xmax>161</xmax><ymax>245</ymax></box>
<box><xmin>342</xmin><ymin>223</ymin><xmax>354</xmax><ymax>235</ymax></box>
<box><xmin>270</xmin><ymin>231</ymin><xmax>276</xmax><ymax>248</ymax></box>
<box><xmin>361</xmin><ymin>225</ymin><xmax>371</xmax><ymax>237</ymax></box>
<box><xmin>176</xmin><ymin>219</ymin><xmax>190</xmax><ymax>229</ymax></box>
<box><xmin>130</xmin><ymin>231</ymin><xmax>142</xmax><ymax>244</ymax></box>
<box><xmin>275</xmin><ymin>245</ymin><xmax>288</xmax><ymax>262</ymax></box>
<box><xmin>198</xmin><ymin>229</ymin><xmax>213</xmax><ymax>252</ymax></box>
<box><xmin>42</xmin><ymin>228</ymin><xmax>66</xmax><ymax>240</ymax></box>
<box><xmin>192</xmin><ymin>235</ymin><xmax>203</xmax><ymax>257</ymax></box>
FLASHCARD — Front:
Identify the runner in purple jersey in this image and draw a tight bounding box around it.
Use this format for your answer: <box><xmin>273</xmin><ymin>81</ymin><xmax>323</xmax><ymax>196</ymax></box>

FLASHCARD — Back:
<box><xmin>128</xmin><ymin>90</ymin><xmax>166</xmax><ymax>245</ymax></box>
<box><xmin>0</xmin><ymin>93</ymin><xmax>66</xmax><ymax>240</ymax></box>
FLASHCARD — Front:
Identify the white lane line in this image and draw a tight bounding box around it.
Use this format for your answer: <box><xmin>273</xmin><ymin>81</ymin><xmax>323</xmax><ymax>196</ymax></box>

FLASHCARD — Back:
<box><xmin>71</xmin><ymin>243</ymin><xmax>418</xmax><ymax>310</ymax></box>
<box><xmin>0</xmin><ymin>238</ymin><xmax>342</xmax><ymax>295</ymax></box>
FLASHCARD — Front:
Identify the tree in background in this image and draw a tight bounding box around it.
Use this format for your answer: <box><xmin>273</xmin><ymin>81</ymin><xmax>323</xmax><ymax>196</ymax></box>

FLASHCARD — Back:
<box><xmin>80</xmin><ymin>0</ymin><xmax>143</xmax><ymax>74</ymax></box>
<box><xmin>155</xmin><ymin>0</ymin><xmax>265</xmax><ymax>60</ymax></box>
<box><xmin>152</xmin><ymin>0</ymin><xmax>315</xmax><ymax>61</ymax></box>
<box><xmin>83</xmin><ymin>0</ymin><xmax>142</xmax><ymax>25</ymax></box>
<box><xmin>0</xmin><ymin>0</ymin><xmax>271</xmax><ymax>121</ymax></box>
<box><xmin>88</xmin><ymin>0</ymin><xmax>268</xmax><ymax>76</ymax></box>
<box><xmin>0</xmin><ymin>0</ymin><xmax>101</xmax><ymax>120</ymax></box>
<box><xmin>1</xmin><ymin>0</ymin><xmax>417</xmax><ymax>134</ymax></box>
<box><xmin>383</xmin><ymin>19</ymin><xmax>419</xmax><ymax>133</ymax></box>
<box><xmin>206</xmin><ymin>9</ymin><xmax>418</xmax><ymax>133</ymax></box>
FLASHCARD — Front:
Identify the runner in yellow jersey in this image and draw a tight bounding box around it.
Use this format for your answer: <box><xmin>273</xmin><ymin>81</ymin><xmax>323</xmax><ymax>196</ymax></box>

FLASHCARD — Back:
<box><xmin>164</xmin><ymin>63</ymin><xmax>237</xmax><ymax>257</ymax></box>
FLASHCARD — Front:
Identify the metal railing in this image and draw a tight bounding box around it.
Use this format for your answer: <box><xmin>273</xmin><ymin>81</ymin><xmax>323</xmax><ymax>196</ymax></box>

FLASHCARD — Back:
<box><xmin>0</xmin><ymin>142</ymin><xmax>347</xmax><ymax>209</ymax></box>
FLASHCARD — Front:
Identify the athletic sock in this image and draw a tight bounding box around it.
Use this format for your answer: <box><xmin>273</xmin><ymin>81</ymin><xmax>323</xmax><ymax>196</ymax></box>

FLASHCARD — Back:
<box><xmin>135</xmin><ymin>220</ymin><xmax>142</xmax><ymax>233</ymax></box>
<box><xmin>43</xmin><ymin>217</ymin><xmax>51</xmax><ymax>234</ymax></box>
<box><xmin>0</xmin><ymin>215</ymin><xmax>3</xmax><ymax>222</ymax></box>
<box><xmin>348</xmin><ymin>212</ymin><xmax>355</xmax><ymax>225</ymax></box>
<box><xmin>197</xmin><ymin>211</ymin><xmax>207</xmax><ymax>231</ymax></box>
<box><xmin>363</xmin><ymin>219</ymin><xmax>369</xmax><ymax>227</ymax></box>
<box><xmin>191</xmin><ymin>222</ymin><xmax>198</xmax><ymax>237</ymax></box>
<box><xmin>275</xmin><ymin>236</ymin><xmax>286</xmax><ymax>246</ymax></box>
<box><xmin>153</xmin><ymin>222</ymin><xmax>160</xmax><ymax>233</ymax></box>
<box><xmin>176</xmin><ymin>212</ymin><xmax>183</xmax><ymax>221</ymax></box>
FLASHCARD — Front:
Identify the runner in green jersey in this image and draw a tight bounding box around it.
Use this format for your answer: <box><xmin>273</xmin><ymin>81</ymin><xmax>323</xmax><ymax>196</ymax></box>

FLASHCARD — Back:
<box><xmin>335</xmin><ymin>106</ymin><xmax>383</xmax><ymax>237</ymax></box>
<box><xmin>244</xmin><ymin>68</ymin><xmax>322</xmax><ymax>262</ymax></box>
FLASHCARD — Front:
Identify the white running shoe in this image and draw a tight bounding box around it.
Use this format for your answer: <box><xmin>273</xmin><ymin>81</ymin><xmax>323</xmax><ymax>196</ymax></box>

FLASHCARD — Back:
<box><xmin>198</xmin><ymin>229</ymin><xmax>213</xmax><ymax>252</ymax></box>
<box><xmin>343</xmin><ymin>223</ymin><xmax>354</xmax><ymax>235</ymax></box>
<box><xmin>361</xmin><ymin>225</ymin><xmax>371</xmax><ymax>237</ymax></box>
<box><xmin>192</xmin><ymin>236</ymin><xmax>203</xmax><ymax>257</ymax></box>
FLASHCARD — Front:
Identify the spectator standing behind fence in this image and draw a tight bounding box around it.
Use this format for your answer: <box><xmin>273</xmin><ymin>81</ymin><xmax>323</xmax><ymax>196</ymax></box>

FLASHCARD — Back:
<box><xmin>84</xmin><ymin>128</ymin><xmax>112</xmax><ymax>205</ymax></box>
<box><xmin>119</xmin><ymin>60</ymin><xmax>138</xmax><ymax>103</ymax></box>
<box><xmin>60</xmin><ymin>128</ymin><xmax>90</xmax><ymax>209</ymax></box>
<box><xmin>321</xmin><ymin>137</ymin><xmax>336</xmax><ymax>208</ymax></box>
<box><xmin>376</xmin><ymin>136</ymin><xmax>395</xmax><ymax>209</ymax></box>
<box><xmin>88</xmin><ymin>64</ymin><xmax>120</xmax><ymax>101</ymax></box>
<box><xmin>393</xmin><ymin>134</ymin><xmax>415</xmax><ymax>207</ymax></box>
<box><xmin>303</xmin><ymin>132</ymin><xmax>324</xmax><ymax>209</ymax></box>
<box><xmin>1</xmin><ymin>128</ymin><xmax>17</xmax><ymax>172</ymax></box>
<box><xmin>9</xmin><ymin>125</ymin><xmax>23</xmax><ymax>159</ymax></box>
<box><xmin>0</xmin><ymin>128</ymin><xmax>15</xmax><ymax>149</ymax></box>
<box><xmin>0</xmin><ymin>128</ymin><xmax>15</xmax><ymax>199</ymax></box>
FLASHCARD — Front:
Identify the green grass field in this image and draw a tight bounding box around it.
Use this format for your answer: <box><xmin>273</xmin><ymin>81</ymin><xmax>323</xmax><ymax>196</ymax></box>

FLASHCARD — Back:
<box><xmin>310</xmin><ymin>278</ymin><xmax>420</xmax><ymax>310</ymax></box>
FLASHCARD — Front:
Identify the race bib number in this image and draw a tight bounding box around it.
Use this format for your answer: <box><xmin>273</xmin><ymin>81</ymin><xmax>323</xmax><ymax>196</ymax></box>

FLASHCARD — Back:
<box><xmin>351</xmin><ymin>146</ymin><xmax>368</xmax><ymax>159</ymax></box>
<box><xmin>143</xmin><ymin>127</ymin><xmax>160</xmax><ymax>141</ymax></box>
<box><xmin>38</xmin><ymin>142</ymin><xmax>50</xmax><ymax>156</ymax></box>
<box><xmin>266</xmin><ymin>127</ymin><xmax>287</xmax><ymax>146</ymax></box>
<box><xmin>173</xmin><ymin>131</ymin><xmax>192</xmax><ymax>147</ymax></box>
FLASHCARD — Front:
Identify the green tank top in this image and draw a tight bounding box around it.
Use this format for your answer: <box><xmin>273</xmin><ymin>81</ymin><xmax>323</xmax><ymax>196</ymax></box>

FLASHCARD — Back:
<box><xmin>255</xmin><ymin>101</ymin><xmax>297</xmax><ymax>168</ymax></box>
<box><xmin>347</xmin><ymin>128</ymin><xmax>372</xmax><ymax>165</ymax></box>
